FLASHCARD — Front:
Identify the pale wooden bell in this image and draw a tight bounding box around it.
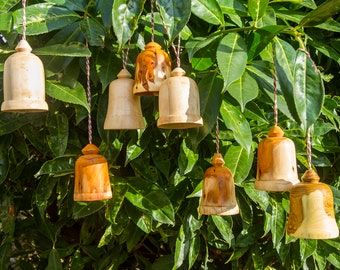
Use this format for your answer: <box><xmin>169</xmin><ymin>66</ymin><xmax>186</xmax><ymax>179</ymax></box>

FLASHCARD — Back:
<box><xmin>157</xmin><ymin>67</ymin><xmax>203</xmax><ymax>129</ymax></box>
<box><xmin>104</xmin><ymin>69</ymin><xmax>145</xmax><ymax>130</ymax></box>
<box><xmin>133</xmin><ymin>42</ymin><xmax>171</xmax><ymax>96</ymax></box>
<box><xmin>255</xmin><ymin>126</ymin><xmax>299</xmax><ymax>192</ymax></box>
<box><xmin>1</xmin><ymin>39</ymin><xmax>48</xmax><ymax>112</ymax></box>
<box><xmin>74</xmin><ymin>144</ymin><xmax>112</xmax><ymax>201</ymax></box>
<box><xmin>286</xmin><ymin>169</ymin><xmax>339</xmax><ymax>239</ymax></box>
<box><xmin>199</xmin><ymin>153</ymin><xmax>239</xmax><ymax>216</ymax></box>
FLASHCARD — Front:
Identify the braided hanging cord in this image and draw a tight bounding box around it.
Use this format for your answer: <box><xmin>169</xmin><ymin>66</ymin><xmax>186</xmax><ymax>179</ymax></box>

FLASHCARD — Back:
<box><xmin>85</xmin><ymin>40</ymin><xmax>92</xmax><ymax>144</ymax></box>
<box><xmin>215</xmin><ymin>117</ymin><xmax>220</xmax><ymax>154</ymax></box>
<box><xmin>121</xmin><ymin>39</ymin><xmax>131</xmax><ymax>69</ymax></box>
<box><xmin>151</xmin><ymin>0</ymin><xmax>155</xmax><ymax>42</ymax></box>
<box><xmin>272</xmin><ymin>45</ymin><xmax>278</xmax><ymax>126</ymax></box>
<box><xmin>22</xmin><ymin>0</ymin><xmax>27</xmax><ymax>40</ymax></box>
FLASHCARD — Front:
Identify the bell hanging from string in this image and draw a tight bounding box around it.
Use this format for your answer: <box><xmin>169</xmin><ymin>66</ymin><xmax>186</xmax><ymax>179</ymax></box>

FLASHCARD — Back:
<box><xmin>74</xmin><ymin>144</ymin><xmax>112</xmax><ymax>201</ymax></box>
<box><xmin>199</xmin><ymin>153</ymin><xmax>239</xmax><ymax>216</ymax></box>
<box><xmin>2</xmin><ymin>39</ymin><xmax>48</xmax><ymax>112</ymax></box>
<box><xmin>133</xmin><ymin>42</ymin><xmax>171</xmax><ymax>96</ymax></box>
<box><xmin>255</xmin><ymin>125</ymin><xmax>299</xmax><ymax>192</ymax></box>
<box><xmin>104</xmin><ymin>69</ymin><xmax>145</xmax><ymax>130</ymax></box>
<box><xmin>157</xmin><ymin>67</ymin><xmax>203</xmax><ymax>129</ymax></box>
<box><xmin>286</xmin><ymin>169</ymin><xmax>339</xmax><ymax>239</ymax></box>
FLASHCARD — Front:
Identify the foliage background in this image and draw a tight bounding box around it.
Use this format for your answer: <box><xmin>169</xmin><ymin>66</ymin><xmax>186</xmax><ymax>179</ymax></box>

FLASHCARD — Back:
<box><xmin>0</xmin><ymin>0</ymin><xmax>340</xmax><ymax>269</ymax></box>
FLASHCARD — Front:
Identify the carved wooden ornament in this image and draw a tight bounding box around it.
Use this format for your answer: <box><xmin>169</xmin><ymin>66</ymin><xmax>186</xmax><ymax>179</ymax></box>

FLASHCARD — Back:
<box><xmin>255</xmin><ymin>126</ymin><xmax>299</xmax><ymax>192</ymax></box>
<box><xmin>2</xmin><ymin>39</ymin><xmax>48</xmax><ymax>112</ymax></box>
<box><xmin>286</xmin><ymin>169</ymin><xmax>339</xmax><ymax>239</ymax></box>
<box><xmin>104</xmin><ymin>69</ymin><xmax>145</xmax><ymax>130</ymax></box>
<box><xmin>74</xmin><ymin>144</ymin><xmax>112</xmax><ymax>201</ymax></box>
<box><xmin>133</xmin><ymin>42</ymin><xmax>171</xmax><ymax>96</ymax></box>
<box><xmin>199</xmin><ymin>153</ymin><xmax>239</xmax><ymax>216</ymax></box>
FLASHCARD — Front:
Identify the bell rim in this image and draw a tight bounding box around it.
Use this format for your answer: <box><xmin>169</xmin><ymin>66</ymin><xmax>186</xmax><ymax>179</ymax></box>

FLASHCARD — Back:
<box><xmin>254</xmin><ymin>178</ymin><xmax>299</xmax><ymax>192</ymax></box>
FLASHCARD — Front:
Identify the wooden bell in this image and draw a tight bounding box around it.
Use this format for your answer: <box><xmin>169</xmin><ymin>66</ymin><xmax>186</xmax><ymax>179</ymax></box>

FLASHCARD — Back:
<box><xmin>133</xmin><ymin>42</ymin><xmax>171</xmax><ymax>96</ymax></box>
<box><xmin>157</xmin><ymin>67</ymin><xmax>203</xmax><ymax>129</ymax></box>
<box><xmin>286</xmin><ymin>169</ymin><xmax>339</xmax><ymax>239</ymax></box>
<box><xmin>1</xmin><ymin>40</ymin><xmax>48</xmax><ymax>112</ymax></box>
<box><xmin>104</xmin><ymin>69</ymin><xmax>145</xmax><ymax>130</ymax></box>
<box><xmin>74</xmin><ymin>144</ymin><xmax>112</xmax><ymax>201</ymax></box>
<box><xmin>199</xmin><ymin>153</ymin><xmax>239</xmax><ymax>216</ymax></box>
<box><xmin>255</xmin><ymin>126</ymin><xmax>299</xmax><ymax>192</ymax></box>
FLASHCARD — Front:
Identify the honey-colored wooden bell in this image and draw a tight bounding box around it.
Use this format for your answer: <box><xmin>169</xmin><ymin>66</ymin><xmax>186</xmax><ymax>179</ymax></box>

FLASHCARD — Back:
<box><xmin>133</xmin><ymin>42</ymin><xmax>171</xmax><ymax>96</ymax></box>
<box><xmin>199</xmin><ymin>153</ymin><xmax>239</xmax><ymax>216</ymax></box>
<box><xmin>286</xmin><ymin>169</ymin><xmax>339</xmax><ymax>239</ymax></box>
<box><xmin>255</xmin><ymin>126</ymin><xmax>299</xmax><ymax>192</ymax></box>
<box><xmin>157</xmin><ymin>67</ymin><xmax>203</xmax><ymax>129</ymax></box>
<box><xmin>74</xmin><ymin>144</ymin><xmax>112</xmax><ymax>201</ymax></box>
<box><xmin>104</xmin><ymin>69</ymin><xmax>145</xmax><ymax>130</ymax></box>
<box><xmin>1</xmin><ymin>39</ymin><xmax>48</xmax><ymax>112</ymax></box>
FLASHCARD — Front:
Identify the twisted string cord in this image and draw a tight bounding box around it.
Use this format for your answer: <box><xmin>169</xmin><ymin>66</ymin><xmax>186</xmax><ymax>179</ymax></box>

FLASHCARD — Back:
<box><xmin>22</xmin><ymin>0</ymin><xmax>27</xmax><ymax>40</ymax></box>
<box><xmin>306</xmin><ymin>127</ymin><xmax>312</xmax><ymax>169</ymax></box>
<box><xmin>121</xmin><ymin>39</ymin><xmax>131</xmax><ymax>69</ymax></box>
<box><xmin>272</xmin><ymin>45</ymin><xmax>278</xmax><ymax>126</ymax></box>
<box><xmin>216</xmin><ymin>117</ymin><xmax>220</xmax><ymax>154</ymax></box>
<box><xmin>85</xmin><ymin>40</ymin><xmax>92</xmax><ymax>144</ymax></box>
<box><xmin>151</xmin><ymin>0</ymin><xmax>155</xmax><ymax>42</ymax></box>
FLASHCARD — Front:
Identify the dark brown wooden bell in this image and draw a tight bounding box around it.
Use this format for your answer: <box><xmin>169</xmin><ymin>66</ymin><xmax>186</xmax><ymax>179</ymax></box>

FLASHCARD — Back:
<box><xmin>255</xmin><ymin>126</ymin><xmax>299</xmax><ymax>192</ymax></box>
<box><xmin>74</xmin><ymin>144</ymin><xmax>112</xmax><ymax>201</ymax></box>
<box><xmin>286</xmin><ymin>169</ymin><xmax>339</xmax><ymax>239</ymax></box>
<box><xmin>157</xmin><ymin>67</ymin><xmax>203</xmax><ymax>129</ymax></box>
<box><xmin>133</xmin><ymin>42</ymin><xmax>171</xmax><ymax>96</ymax></box>
<box><xmin>199</xmin><ymin>153</ymin><xmax>239</xmax><ymax>216</ymax></box>
<box><xmin>1</xmin><ymin>39</ymin><xmax>48</xmax><ymax>112</ymax></box>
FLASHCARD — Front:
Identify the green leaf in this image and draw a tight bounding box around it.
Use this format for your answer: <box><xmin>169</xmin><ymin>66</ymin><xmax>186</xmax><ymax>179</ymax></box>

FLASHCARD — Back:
<box><xmin>188</xmin><ymin>235</ymin><xmax>200</xmax><ymax>269</ymax></box>
<box><xmin>269</xmin><ymin>198</ymin><xmax>286</xmax><ymax>248</ymax></box>
<box><xmin>0</xmin><ymin>0</ymin><xmax>18</xmax><ymax>13</ymax></box>
<box><xmin>34</xmin><ymin>43</ymin><xmax>91</xmax><ymax>57</ymax></box>
<box><xmin>35</xmin><ymin>156</ymin><xmax>76</xmax><ymax>177</ymax></box>
<box><xmin>125</xmin><ymin>177</ymin><xmax>175</xmax><ymax>225</ymax></box>
<box><xmin>248</xmin><ymin>0</ymin><xmax>269</xmax><ymax>23</ymax></box>
<box><xmin>97</xmin><ymin>0</ymin><xmax>114</xmax><ymax>28</ymax></box>
<box><xmin>0</xmin><ymin>136</ymin><xmax>10</xmax><ymax>185</ymax></box>
<box><xmin>46</xmin><ymin>248</ymin><xmax>63</xmax><ymax>270</ymax></box>
<box><xmin>73</xmin><ymin>201</ymin><xmax>105</xmax><ymax>219</ymax></box>
<box><xmin>0</xmin><ymin>13</ymin><xmax>12</xmax><ymax>32</ymax></box>
<box><xmin>227</xmin><ymin>71</ymin><xmax>259</xmax><ymax>111</ymax></box>
<box><xmin>46</xmin><ymin>81</ymin><xmax>90</xmax><ymax>112</ymax></box>
<box><xmin>224</xmin><ymin>145</ymin><xmax>254</xmax><ymax>184</ymax></box>
<box><xmin>186</xmin><ymin>35</ymin><xmax>220</xmax><ymax>60</ymax></box>
<box><xmin>217</xmin><ymin>32</ymin><xmax>248</xmax><ymax>89</ymax></box>
<box><xmin>220</xmin><ymin>100</ymin><xmax>252</xmax><ymax>153</ymax></box>
<box><xmin>299</xmin><ymin>0</ymin><xmax>340</xmax><ymax>28</ymax></box>
<box><xmin>218</xmin><ymin>0</ymin><xmax>247</xmax><ymax>16</ymax></box>
<box><xmin>211</xmin><ymin>215</ymin><xmax>233</xmax><ymax>245</ymax></box>
<box><xmin>46</xmin><ymin>113</ymin><xmax>69</xmax><ymax>157</ymax></box>
<box><xmin>0</xmin><ymin>114</ymin><xmax>34</xmax><ymax>136</ymax></box>
<box><xmin>293</xmin><ymin>49</ymin><xmax>325</xmax><ymax>133</ymax></box>
<box><xmin>35</xmin><ymin>176</ymin><xmax>58</xmax><ymax>216</ymax></box>
<box><xmin>191</xmin><ymin>0</ymin><xmax>224</xmax><ymax>25</ymax></box>
<box><xmin>79</xmin><ymin>17</ymin><xmax>106</xmax><ymax>46</ymax></box>
<box><xmin>299</xmin><ymin>239</ymin><xmax>317</xmax><ymax>262</ymax></box>
<box><xmin>13</xmin><ymin>4</ymin><xmax>81</xmax><ymax>35</ymax></box>
<box><xmin>178</xmin><ymin>140</ymin><xmax>198</xmax><ymax>176</ymax></box>
<box><xmin>112</xmin><ymin>0</ymin><xmax>146</xmax><ymax>50</ymax></box>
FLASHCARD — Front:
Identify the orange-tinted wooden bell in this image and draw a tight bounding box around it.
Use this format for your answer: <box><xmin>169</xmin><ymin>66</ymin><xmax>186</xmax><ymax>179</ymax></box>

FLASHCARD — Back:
<box><xmin>199</xmin><ymin>153</ymin><xmax>239</xmax><ymax>216</ymax></box>
<box><xmin>133</xmin><ymin>42</ymin><xmax>171</xmax><ymax>96</ymax></box>
<box><xmin>74</xmin><ymin>144</ymin><xmax>112</xmax><ymax>201</ymax></box>
<box><xmin>104</xmin><ymin>69</ymin><xmax>145</xmax><ymax>130</ymax></box>
<box><xmin>1</xmin><ymin>39</ymin><xmax>48</xmax><ymax>112</ymax></box>
<box><xmin>255</xmin><ymin>126</ymin><xmax>299</xmax><ymax>192</ymax></box>
<box><xmin>157</xmin><ymin>67</ymin><xmax>203</xmax><ymax>129</ymax></box>
<box><xmin>286</xmin><ymin>169</ymin><xmax>339</xmax><ymax>239</ymax></box>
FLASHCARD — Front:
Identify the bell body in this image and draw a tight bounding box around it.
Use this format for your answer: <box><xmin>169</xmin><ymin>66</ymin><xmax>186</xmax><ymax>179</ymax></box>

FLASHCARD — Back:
<box><xmin>157</xmin><ymin>67</ymin><xmax>203</xmax><ymax>129</ymax></box>
<box><xmin>200</xmin><ymin>153</ymin><xmax>239</xmax><ymax>216</ymax></box>
<box><xmin>74</xmin><ymin>144</ymin><xmax>112</xmax><ymax>201</ymax></box>
<box><xmin>133</xmin><ymin>42</ymin><xmax>171</xmax><ymax>96</ymax></box>
<box><xmin>104</xmin><ymin>69</ymin><xmax>145</xmax><ymax>129</ymax></box>
<box><xmin>255</xmin><ymin>126</ymin><xmax>299</xmax><ymax>192</ymax></box>
<box><xmin>2</xmin><ymin>39</ymin><xmax>48</xmax><ymax>112</ymax></box>
<box><xmin>286</xmin><ymin>169</ymin><xmax>339</xmax><ymax>239</ymax></box>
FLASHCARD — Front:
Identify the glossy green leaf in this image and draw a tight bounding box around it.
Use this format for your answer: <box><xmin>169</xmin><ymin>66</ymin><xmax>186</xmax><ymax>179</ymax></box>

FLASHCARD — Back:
<box><xmin>0</xmin><ymin>135</ymin><xmax>10</xmax><ymax>184</ymax></box>
<box><xmin>0</xmin><ymin>0</ymin><xmax>18</xmax><ymax>12</ymax></box>
<box><xmin>79</xmin><ymin>17</ymin><xmax>106</xmax><ymax>46</ymax></box>
<box><xmin>35</xmin><ymin>176</ymin><xmax>58</xmax><ymax>216</ymax></box>
<box><xmin>218</xmin><ymin>0</ymin><xmax>247</xmax><ymax>15</ymax></box>
<box><xmin>157</xmin><ymin>0</ymin><xmax>191</xmax><ymax>42</ymax></box>
<box><xmin>97</xmin><ymin>0</ymin><xmax>114</xmax><ymax>28</ymax></box>
<box><xmin>269</xmin><ymin>198</ymin><xmax>286</xmax><ymax>248</ymax></box>
<box><xmin>299</xmin><ymin>0</ymin><xmax>340</xmax><ymax>28</ymax></box>
<box><xmin>73</xmin><ymin>201</ymin><xmax>105</xmax><ymax>219</ymax></box>
<box><xmin>0</xmin><ymin>114</ymin><xmax>33</xmax><ymax>136</ymax></box>
<box><xmin>125</xmin><ymin>177</ymin><xmax>175</xmax><ymax>225</ymax></box>
<box><xmin>178</xmin><ymin>140</ymin><xmax>198</xmax><ymax>176</ymax></box>
<box><xmin>35</xmin><ymin>156</ymin><xmax>76</xmax><ymax>177</ymax></box>
<box><xmin>293</xmin><ymin>49</ymin><xmax>325</xmax><ymax>133</ymax></box>
<box><xmin>211</xmin><ymin>215</ymin><xmax>233</xmax><ymax>245</ymax></box>
<box><xmin>188</xmin><ymin>235</ymin><xmax>200</xmax><ymax>269</ymax></box>
<box><xmin>46</xmin><ymin>113</ymin><xmax>69</xmax><ymax>157</ymax></box>
<box><xmin>299</xmin><ymin>239</ymin><xmax>317</xmax><ymax>262</ymax></box>
<box><xmin>217</xmin><ymin>32</ymin><xmax>248</xmax><ymax>89</ymax></box>
<box><xmin>191</xmin><ymin>0</ymin><xmax>224</xmax><ymax>25</ymax></box>
<box><xmin>46</xmin><ymin>81</ymin><xmax>90</xmax><ymax>112</ymax></box>
<box><xmin>224</xmin><ymin>145</ymin><xmax>254</xmax><ymax>184</ymax></box>
<box><xmin>0</xmin><ymin>13</ymin><xmax>12</xmax><ymax>32</ymax></box>
<box><xmin>220</xmin><ymin>100</ymin><xmax>252</xmax><ymax>153</ymax></box>
<box><xmin>34</xmin><ymin>43</ymin><xmax>91</xmax><ymax>57</ymax></box>
<box><xmin>227</xmin><ymin>71</ymin><xmax>259</xmax><ymax>111</ymax></box>
<box><xmin>46</xmin><ymin>248</ymin><xmax>63</xmax><ymax>270</ymax></box>
<box><xmin>186</xmin><ymin>35</ymin><xmax>220</xmax><ymax>60</ymax></box>
<box><xmin>13</xmin><ymin>4</ymin><xmax>81</xmax><ymax>35</ymax></box>
<box><xmin>112</xmin><ymin>0</ymin><xmax>146</xmax><ymax>50</ymax></box>
<box><xmin>248</xmin><ymin>0</ymin><xmax>269</xmax><ymax>23</ymax></box>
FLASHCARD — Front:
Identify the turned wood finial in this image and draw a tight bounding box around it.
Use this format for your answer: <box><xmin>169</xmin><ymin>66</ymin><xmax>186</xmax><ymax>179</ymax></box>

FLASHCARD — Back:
<box><xmin>301</xmin><ymin>169</ymin><xmax>320</xmax><ymax>183</ymax></box>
